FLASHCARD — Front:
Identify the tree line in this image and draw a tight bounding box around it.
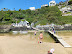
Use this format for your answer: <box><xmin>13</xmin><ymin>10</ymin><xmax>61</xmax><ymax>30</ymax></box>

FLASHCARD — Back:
<box><xmin>0</xmin><ymin>6</ymin><xmax>72</xmax><ymax>25</ymax></box>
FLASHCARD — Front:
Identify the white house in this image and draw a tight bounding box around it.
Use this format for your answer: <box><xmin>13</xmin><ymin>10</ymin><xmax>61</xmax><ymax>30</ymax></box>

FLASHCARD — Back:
<box><xmin>29</xmin><ymin>7</ymin><xmax>35</xmax><ymax>11</ymax></box>
<box><xmin>49</xmin><ymin>0</ymin><xmax>56</xmax><ymax>6</ymax></box>
<box><xmin>41</xmin><ymin>4</ymin><xmax>48</xmax><ymax>7</ymax></box>
<box><xmin>12</xmin><ymin>20</ymin><xmax>30</xmax><ymax>28</ymax></box>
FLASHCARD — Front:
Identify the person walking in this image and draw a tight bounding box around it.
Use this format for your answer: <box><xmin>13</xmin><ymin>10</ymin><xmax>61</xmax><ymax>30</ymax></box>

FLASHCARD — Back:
<box><xmin>34</xmin><ymin>31</ymin><xmax>37</xmax><ymax>38</ymax></box>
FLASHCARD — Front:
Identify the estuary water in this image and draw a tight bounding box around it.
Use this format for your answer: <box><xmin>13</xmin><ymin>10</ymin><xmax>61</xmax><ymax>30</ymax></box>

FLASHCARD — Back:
<box><xmin>0</xmin><ymin>31</ymin><xmax>55</xmax><ymax>43</ymax></box>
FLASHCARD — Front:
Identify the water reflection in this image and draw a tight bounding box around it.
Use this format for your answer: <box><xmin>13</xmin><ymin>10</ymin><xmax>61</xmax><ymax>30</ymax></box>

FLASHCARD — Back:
<box><xmin>0</xmin><ymin>31</ymin><xmax>55</xmax><ymax>43</ymax></box>
<box><xmin>12</xmin><ymin>31</ymin><xmax>28</xmax><ymax>34</ymax></box>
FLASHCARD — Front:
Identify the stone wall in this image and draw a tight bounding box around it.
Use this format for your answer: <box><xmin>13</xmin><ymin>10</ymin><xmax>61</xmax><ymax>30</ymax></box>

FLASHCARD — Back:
<box><xmin>55</xmin><ymin>26</ymin><xmax>72</xmax><ymax>30</ymax></box>
<box><xmin>36</xmin><ymin>25</ymin><xmax>72</xmax><ymax>30</ymax></box>
<box><xmin>11</xmin><ymin>26</ymin><xmax>33</xmax><ymax>31</ymax></box>
<box><xmin>0</xmin><ymin>25</ymin><xmax>11</xmax><ymax>32</ymax></box>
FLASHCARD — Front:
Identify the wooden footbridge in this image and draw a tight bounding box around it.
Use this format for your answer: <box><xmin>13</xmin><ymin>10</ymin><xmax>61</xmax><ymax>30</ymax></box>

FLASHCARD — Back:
<box><xmin>48</xmin><ymin>30</ymin><xmax>72</xmax><ymax>48</ymax></box>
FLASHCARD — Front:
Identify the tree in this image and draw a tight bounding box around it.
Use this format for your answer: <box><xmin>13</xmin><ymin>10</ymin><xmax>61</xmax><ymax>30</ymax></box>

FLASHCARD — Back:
<box><xmin>19</xmin><ymin>9</ymin><xmax>21</xmax><ymax>11</ymax></box>
<box><xmin>25</xmin><ymin>9</ymin><xmax>31</xmax><ymax>14</ymax></box>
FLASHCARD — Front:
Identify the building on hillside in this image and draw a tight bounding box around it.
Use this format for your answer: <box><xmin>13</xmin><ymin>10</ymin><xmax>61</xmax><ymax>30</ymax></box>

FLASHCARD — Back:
<box><xmin>41</xmin><ymin>4</ymin><xmax>48</xmax><ymax>7</ymax></box>
<box><xmin>49</xmin><ymin>0</ymin><xmax>56</xmax><ymax>6</ymax></box>
<box><xmin>29</xmin><ymin>7</ymin><xmax>35</xmax><ymax>11</ymax></box>
<box><xmin>60</xmin><ymin>7</ymin><xmax>71</xmax><ymax>13</ymax></box>
<box><xmin>12</xmin><ymin>20</ymin><xmax>30</xmax><ymax>28</ymax></box>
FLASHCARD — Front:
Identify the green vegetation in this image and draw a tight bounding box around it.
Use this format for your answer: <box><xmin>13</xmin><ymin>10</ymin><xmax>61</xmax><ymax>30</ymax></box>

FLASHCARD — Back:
<box><xmin>0</xmin><ymin>6</ymin><xmax>72</xmax><ymax>25</ymax></box>
<box><xmin>58</xmin><ymin>16</ymin><xmax>72</xmax><ymax>24</ymax></box>
<box><xmin>68</xmin><ymin>0</ymin><xmax>72</xmax><ymax>5</ymax></box>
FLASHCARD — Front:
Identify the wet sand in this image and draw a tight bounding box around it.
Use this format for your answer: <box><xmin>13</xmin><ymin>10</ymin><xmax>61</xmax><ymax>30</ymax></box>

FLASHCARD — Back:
<box><xmin>0</xmin><ymin>35</ymin><xmax>70</xmax><ymax>54</ymax></box>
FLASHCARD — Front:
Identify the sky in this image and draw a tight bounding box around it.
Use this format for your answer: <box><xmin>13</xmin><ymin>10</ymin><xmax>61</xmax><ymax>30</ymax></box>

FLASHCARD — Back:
<box><xmin>0</xmin><ymin>0</ymin><xmax>66</xmax><ymax>10</ymax></box>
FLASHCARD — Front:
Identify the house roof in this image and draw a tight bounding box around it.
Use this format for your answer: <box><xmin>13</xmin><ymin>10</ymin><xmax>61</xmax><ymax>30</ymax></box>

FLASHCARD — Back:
<box><xmin>49</xmin><ymin>1</ymin><xmax>56</xmax><ymax>3</ymax></box>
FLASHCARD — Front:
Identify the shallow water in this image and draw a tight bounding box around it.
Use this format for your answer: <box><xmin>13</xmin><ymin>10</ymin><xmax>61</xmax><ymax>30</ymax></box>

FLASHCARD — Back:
<box><xmin>28</xmin><ymin>32</ymin><xmax>55</xmax><ymax>43</ymax></box>
<box><xmin>56</xmin><ymin>31</ymin><xmax>72</xmax><ymax>36</ymax></box>
<box><xmin>0</xmin><ymin>31</ymin><xmax>55</xmax><ymax>43</ymax></box>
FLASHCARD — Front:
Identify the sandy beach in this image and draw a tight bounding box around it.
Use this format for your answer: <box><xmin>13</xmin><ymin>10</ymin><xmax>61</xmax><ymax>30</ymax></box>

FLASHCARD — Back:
<box><xmin>56</xmin><ymin>31</ymin><xmax>72</xmax><ymax>54</ymax></box>
<box><xmin>0</xmin><ymin>34</ymin><xmax>71</xmax><ymax>54</ymax></box>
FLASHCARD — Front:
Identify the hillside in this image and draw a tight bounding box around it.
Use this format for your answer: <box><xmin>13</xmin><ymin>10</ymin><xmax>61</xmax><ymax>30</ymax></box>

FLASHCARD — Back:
<box><xmin>0</xmin><ymin>6</ymin><xmax>72</xmax><ymax>25</ymax></box>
